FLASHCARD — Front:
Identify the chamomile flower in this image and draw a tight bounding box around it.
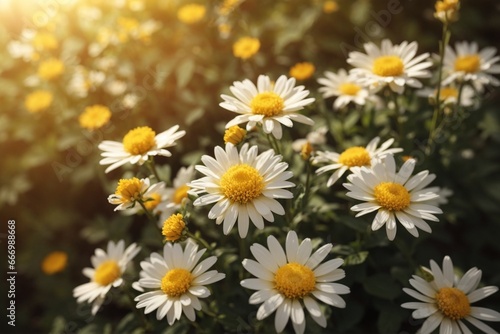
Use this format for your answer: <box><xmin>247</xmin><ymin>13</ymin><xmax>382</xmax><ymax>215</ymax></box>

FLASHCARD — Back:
<box><xmin>134</xmin><ymin>239</ymin><xmax>225</xmax><ymax>324</ymax></box>
<box><xmin>121</xmin><ymin>180</ymin><xmax>167</xmax><ymax>216</ymax></box>
<box><xmin>159</xmin><ymin>165</ymin><xmax>195</xmax><ymax>223</ymax></box>
<box><xmin>343</xmin><ymin>154</ymin><xmax>442</xmax><ymax>240</ymax></box>
<box><xmin>188</xmin><ymin>143</ymin><xmax>294</xmax><ymax>238</ymax></box>
<box><xmin>347</xmin><ymin>39</ymin><xmax>432</xmax><ymax>94</ymax></box>
<box><xmin>73</xmin><ymin>240</ymin><xmax>140</xmax><ymax>315</ymax></box>
<box><xmin>313</xmin><ymin>137</ymin><xmax>403</xmax><ymax>187</ymax></box>
<box><xmin>108</xmin><ymin>177</ymin><xmax>164</xmax><ymax>211</ymax></box>
<box><xmin>402</xmin><ymin>255</ymin><xmax>500</xmax><ymax>334</ymax></box>
<box><xmin>442</xmin><ymin>41</ymin><xmax>500</xmax><ymax>90</ymax></box>
<box><xmin>98</xmin><ymin>125</ymin><xmax>186</xmax><ymax>173</ymax></box>
<box><xmin>240</xmin><ymin>230</ymin><xmax>350</xmax><ymax>334</ymax></box>
<box><xmin>221</xmin><ymin>74</ymin><xmax>315</xmax><ymax>139</ymax></box>
<box><xmin>417</xmin><ymin>84</ymin><xmax>475</xmax><ymax>107</ymax></box>
<box><xmin>317</xmin><ymin>69</ymin><xmax>378</xmax><ymax>110</ymax></box>
<box><xmin>291</xmin><ymin>126</ymin><xmax>328</xmax><ymax>154</ymax></box>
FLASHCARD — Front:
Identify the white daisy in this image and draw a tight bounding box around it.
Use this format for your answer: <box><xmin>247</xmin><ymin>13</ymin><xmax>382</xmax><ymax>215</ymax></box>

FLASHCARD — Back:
<box><xmin>121</xmin><ymin>180</ymin><xmax>167</xmax><ymax>216</ymax></box>
<box><xmin>291</xmin><ymin>126</ymin><xmax>328</xmax><ymax>153</ymax></box>
<box><xmin>402</xmin><ymin>255</ymin><xmax>500</xmax><ymax>334</ymax></box>
<box><xmin>108</xmin><ymin>177</ymin><xmax>164</xmax><ymax>211</ymax></box>
<box><xmin>313</xmin><ymin>137</ymin><xmax>403</xmax><ymax>187</ymax></box>
<box><xmin>240</xmin><ymin>230</ymin><xmax>350</xmax><ymax>334</ymax></box>
<box><xmin>347</xmin><ymin>39</ymin><xmax>433</xmax><ymax>94</ymax></box>
<box><xmin>98</xmin><ymin>125</ymin><xmax>186</xmax><ymax>173</ymax></box>
<box><xmin>317</xmin><ymin>69</ymin><xmax>379</xmax><ymax>110</ymax></box>
<box><xmin>134</xmin><ymin>239</ymin><xmax>225</xmax><ymax>325</ymax></box>
<box><xmin>343</xmin><ymin>154</ymin><xmax>442</xmax><ymax>240</ymax></box>
<box><xmin>220</xmin><ymin>74</ymin><xmax>315</xmax><ymax>139</ymax></box>
<box><xmin>417</xmin><ymin>84</ymin><xmax>475</xmax><ymax>107</ymax></box>
<box><xmin>188</xmin><ymin>143</ymin><xmax>295</xmax><ymax>238</ymax></box>
<box><xmin>73</xmin><ymin>240</ymin><xmax>141</xmax><ymax>315</ymax></box>
<box><xmin>442</xmin><ymin>41</ymin><xmax>500</xmax><ymax>90</ymax></box>
<box><xmin>158</xmin><ymin>165</ymin><xmax>195</xmax><ymax>224</ymax></box>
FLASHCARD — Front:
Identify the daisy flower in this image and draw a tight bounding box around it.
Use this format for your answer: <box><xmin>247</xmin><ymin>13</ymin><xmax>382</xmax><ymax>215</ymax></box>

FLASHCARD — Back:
<box><xmin>98</xmin><ymin>125</ymin><xmax>186</xmax><ymax>173</ymax></box>
<box><xmin>220</xmin><ymin>74</ymin><xmax>315</xmax><ymax>139</ymax></box>
<box><xmin>402</xmin><ymin>255</ymin><xmax>500</xmax><ymax>334</ymax></box>
<box><xmin>347</xmin><ymin>39</ymin><xmax>433</xmax><ymax>94</ymax></box>
<box><xmin>343</xmin><ymin>154</ymin><xmax>442</xmax><ymax>240</ymax></box>
<box><xmin>121</xmin><ymin>180</ymin><xmax>167</xmax><ymax>216</ymax></box>
<box><xmin>73</xmin><ymin>240</ymin><xmax>140</xmax><ymax>315</ymax></box>
<box><xmin>134</xmin><ymin>239</ymin><xmax>225</xmax><ymax>325</ymax></box>
<box><xmin>317</xmin><ymin>68</ymin><xmax>379</xmax><ymax>110</ymax></box>
<box><xmin>291</xmin><ymin>126</ymin><xmax>328</xmax><ymax>157</ymax></box>
<box><xmin>442</xmin><ymin>41</ymin><xmax>500</xmax><ymax>90</ymax></box>
<box><xmin>418</xmin><ymin>84</ymin><xmax>475</xmax><ymax>107</ymax></box>
<box><xmin>188</xmin><ymin>143</ymin><xmax>294</xmax><ymax>238</ymax></box>
<box><xmin>108</xmin><ymin>177</ymin><xmax>164</xmax><ymax>211</ymax></box>
<box><xmin>240</xmin><ymin>230</ymin><xmax>350</xmax><ymax>334</ymax></box>
<box><xmin>313</xmin><ymin>137</ymin><xmax>403</xmax><ymax>187</ymax></box>
<box><xmin>158</xmin><ymin>165</ymin><xmax>195</xmax><ymax>223</ymax></box>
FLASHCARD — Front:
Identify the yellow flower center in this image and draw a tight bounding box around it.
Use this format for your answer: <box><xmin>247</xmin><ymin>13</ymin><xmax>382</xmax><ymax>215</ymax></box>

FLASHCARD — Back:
<box><xmin>300</xmin><ymin>142</ymin><xmax>313</xmax><ymax>161</ymax></box>
<box><xmin>374</xmin><ymin>182</ymin><xmax>411</xmax><ymax>211</ymax></box>
<box><xmin>251</xmin><ymin>92</ymin><xmax>284</xmax><ymax>117</ymax></box>
<box><xmin>233</xmin><ymin>37</ymin><xmax>261</xmax><ymax>60</ymax></box>
<box><xmin>274</xmin><ymin>262</ymin><xmax>316</xmax><ymax>299</ymax></box>
<box><xmin>78</xmin><ymin>105</ymin><xmax>112</xmax><ymax>130</ymax></box>
<box><xmin>115</xmin><ymin>177</ymin><xmax>144</xmax><ymax>202</ymax></box>
<box><xmin>162</xmin><ymin>213</ymin><xmax>186</xmax><ymax>242</ymax></box>
<box><xmin>435</xmin><ymin>0</ymin><xmax>459</xmax><ymax>13</ymax></box>
<box><xmin>24</xmin><ymin>90</ymin><xmax>53</xmax><ymax>113</ymax></box>
<box><xmin>372</xmin><ymin>55</ymin><xmax>405</xmax><ymax>77</ymax></box>
<box><xmin>37</xmin><ymin>58</ymin><xmax>65</xmax><ymax>80</ymax></box>
<box><xmin>289</xmin><ymin>62</ymin><xmax>316</xmax><ymax>81</ymax></box>
<box><xmin>144</xmin><ymin>193</ymin><xmax>162</xmax><ymax>211</ymax></box>
<box><xmin>94</xmin><ymin>260</ymin><xmax>121</xmax><ymax>286</ymax></box>
<box><xmin>32</xmin><ymin>32</ymin><xmax>58</xmax><ymax>50</ymax></box>
<box><xmin>439</xmin><ymin>87</ymin><xmax>459</xmax><ymax>100</ymax></box>
<box><xmin>323</xmin><ymin>0</ymin><xmax>340</xmax><ymax>14</ymax></box>
<box><xmin>224</xmin><ymin>126</ymin><xmax>247</xmax><ymax>145</ymax></box>
<box><xmin>177</xmin><ymin>4</ymin><xmax>206</xmax><ymax>24</ymax></box>
<box><xmin>435</xmin><ymin>287</ymin><xmax>471</xmax><ymax>320</ymax></box>
<box><xmin>454</xmin><ymin>54</ymin><xmax>480</xmax><ymax>73</ymax></box>
<box><xmin>220</xmin><ymin>164</ymin><xmax>264</xmax><ymax>204</ymax></box>
<box><xmin>339</xmin><ymin>82</ymin><xmax>362</xmax><ymax>96</ymax></box>
<box><xmin>122</xmin><ymin>126</ymin><xmax>156</xmax><ymax>155</ymax></box>
<box><xmin>338</xmin><ymin>147</ymin><xmax>371</xmax><ymax>167</ymax></box>
<box><xmin>41</xmin><ymin>251</ymin><xmax>68</xmax><ymax>275</ymax></box>
<box><xmin>173</xmin><ymin>184</ymin><xmax>190</xmax><ymax>205</ymax></box>
<box><xmin>161</xmin><ymin>268</ymin><xmax>193</xmax><ymax>297</ymax></box>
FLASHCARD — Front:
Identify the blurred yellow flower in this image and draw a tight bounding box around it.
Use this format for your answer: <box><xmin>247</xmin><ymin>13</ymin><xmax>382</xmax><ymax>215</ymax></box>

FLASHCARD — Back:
<box><xmin>37</xmin><ymin>58</ymin><xmax>64</xmax><ymax>80</ymax></box>
<box><xmin>41</xmin><ymin>251</ymin><xmax>68</xmax><ymax>275</ymax></box>
<box><xmin>323</xmin><ymin>0</ymin><xmax>339</xmax><ymax>13</ymax></box>
<box><xmin>435</xmin><ymin>0</ymin><xmax>460</xmax><ymax>23</ymax></box>
<box><xmin>24</xmin><ymin>90</ymin><xmax>53</xmax><ymax>113</ymax></box>
<box><xmin>78</xmin><ymin>105</ymin><xmax>112</xmax><ymax>130</ymax></box>
<box><xmin>289</xmin><ymin>62</ymin><xmax>316</xmax><ymax>80</ymax></box>
<box><xmin>162</xmin><ymin>213</ymin><xmax>186</xmax><ymax>242</ymax></box>
<box><xmin>224</xmin><ymin>126</ymin><xmax>246</xmax><ymax>145</ymax></box>
<box><xmin>177</xmin><ymin>4</ymin><xmax>206</xmax><ymax>24</ymax></box>
<box><xmin>233</xmin><ymin>37</ymin><xmax>260</xmax><ymax>60</ymax></box>
<box><xmin>300</xmin><ymin>141</ymin><xmax>313</xmax><ymax>161</ymax></box>
<box><xmin>32</xmin><ymin>32</ymin><xmax>58</xmax><ymax>51</ymax></box>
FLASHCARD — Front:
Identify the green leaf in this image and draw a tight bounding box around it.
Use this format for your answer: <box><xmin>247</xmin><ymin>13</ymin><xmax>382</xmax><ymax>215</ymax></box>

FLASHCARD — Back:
<box><xmin>363</xmin><ymin>273</ymin><xmax>402</xmax><ymax>300</ymax></box>
<box><xmin>344</xmin><ymin>251</ymin><xmax>369</xmax><ymax>266</ymax></box>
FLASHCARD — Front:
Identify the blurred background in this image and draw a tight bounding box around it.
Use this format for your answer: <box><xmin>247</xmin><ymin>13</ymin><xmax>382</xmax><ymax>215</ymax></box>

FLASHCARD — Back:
<box><xmin>1</xmin><ymin>0</ymin><xmax>500</xmax><ymax>333</ymax></box>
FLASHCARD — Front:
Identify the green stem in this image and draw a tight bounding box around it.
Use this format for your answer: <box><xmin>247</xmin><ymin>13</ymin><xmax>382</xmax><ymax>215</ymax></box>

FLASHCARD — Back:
<box><xmin>301</xmin><ymin>159</ymin><xmax>312</xmax><ymax>213</ymax></box>
<box><xmin>146</xmin><ymin>158</ymin><xmax>162</xmax><ymax>182</ymax></box>
<box><xmin>265</xmin><ymin>133</ymin><xmax>278</xmax><ymax>152</ymax></box>
<box><xmin>391</xmin><ymin>91</ymin><xmax>402</xmax><ymax>140</ymax></box>
<box><xmin>138</xmin><ymin>200</ymin><xmax>162</xmax><ymax>238</ymax></box>
<box><xmin>269</xmin><ymin>133</ymin><xmax>282</xmax><ymax>155</ymax></box>
<box><xmin>427</xmin><ymin>22</ymin><xmax>450</xmax><ymax>155</ymax></box>
<box><xmin>186</xmin><ymin>231</ymin><xmax>212</xmax><ymax>250</ymax></box>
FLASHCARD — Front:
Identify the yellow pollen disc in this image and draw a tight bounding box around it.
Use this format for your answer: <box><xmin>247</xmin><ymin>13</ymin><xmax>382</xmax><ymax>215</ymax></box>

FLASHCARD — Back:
<box><xmin>144</xmin><ymin>193</ymin><xmax>162</xmax><ymax>210</ymax></box>
<box><xmin>173</xmin><ymin>185</ymin><xmax>190</xmax><ymax>204</ymax></box>
<box><xmin>439</xmin><ymin>87</ymin><xmax>459</xmax><ymax>100</ymax></box>
<box><xmin>274</xmin><ymin>262</ymin><xmax>316</xmax><ymax>299</ymax></box>
<box><xmin>339</xmin><ymin>82</ymin><xmax>361</xmax><ymax>96</ymax></box>
<box><xmin>338</xmin><ymin>147</ymin><xmax>371</xmax><ymax>167</ymax></box>
<box><xmin>161</xmin><ymin>268</ymin><xmax>193</xmax><ymax>297</ymax></box>
<box><xmin>224</xmin><ymin>126</ymin><xmax>247</xmax><ymax>145</ymax></box>
<box><xmin>41</xmin><ymin>251</ymin><xmax>68</xmax><ymax>275</ymax></box>
<box><xmin>94</xmin><ymin>260</ymin><xmax>121</xmax><ymax>286</ymax></box>
<box><xmin>435</xmin><ymin>287</ymin><xmax>471</xmax><ymax>320</ymax></box>
<box><xmin>115</xmin><ymin>177</ymin><xmax>144</xmax><ymax>202</ymax></box>
<box><xmin>454</xmin><ymin>54</ymin><xmax>480</xmax><ymax>73</ymax></box>
<box><xmin>372</xmin><ymin>55</ymin><xmax>405</xmax><ymax>77</ymax></box>
<box><xmin>374</xmin><ymin>182</ymin><xmax>411</xmax><ymax>211</ymax></box>
<box><xmin>122</xmin><ymin>126</ymin><xmax>156</xmax><ymax>155</ymax></box>
<box><xmin>250</xmin><ymin>92</ymin><xmax>285</xmax><ymax>117</ymax></box>
<box><xmin>162</xmin><ymin>213</ymin><xmax>186</xmax><ymax>242</ymax></box>
<box><xmin>219</xmin><ymin>164</ymin><xmax>264</xmax><ymax>204</ymax></box>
